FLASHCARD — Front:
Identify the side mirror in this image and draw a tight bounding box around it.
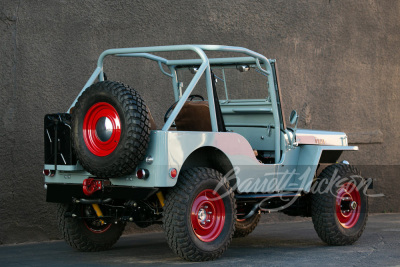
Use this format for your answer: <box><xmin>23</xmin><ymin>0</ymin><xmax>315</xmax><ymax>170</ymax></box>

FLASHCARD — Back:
<box><xmin>236</xmin><ymin>65</ymin><xmax>250</xmax><ymax>72</ymax></box>
<box><xmin>189</xmin><ymin>67</ymin><xmax>198</xmax><ymax>74</ymax></box>
<box><xmin>288</xmin><ymin>110</ymin><xmax>299</xmax><ymax>148</ymax></box>
<box><xmin>289</xmin><ymin>110</ymin><xmax>299</xmax><ymax>133</ymax></box>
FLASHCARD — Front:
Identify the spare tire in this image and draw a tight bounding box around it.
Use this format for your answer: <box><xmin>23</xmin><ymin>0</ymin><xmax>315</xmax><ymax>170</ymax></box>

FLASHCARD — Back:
<box><xmin>71</xmin><ymin>81</ymin><xmax>150</xmax><ymax>178</ymax></box>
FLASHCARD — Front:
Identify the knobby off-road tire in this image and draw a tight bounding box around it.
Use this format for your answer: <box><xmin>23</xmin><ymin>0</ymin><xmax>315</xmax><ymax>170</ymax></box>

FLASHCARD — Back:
<box><xmin>162</xmin><ymin>167</ymin><xmax>236</xmax><ymax>261</ymax></box>
<box><xmin>57</xmin><ymin>203</ymin><xmax>125</xmax><ymax>251</ymax></box>
<box><xmin>233</xmin><ymin>212</ymin><xmax>261</xmax><ymax>238</ymax></box>
<box><xmin>71</xmin><ymin>81</ymin><xmax>150</xmax><ymax>178</ymax></box>
<box><xmin>311</xmin><ymin>163</ymin><xmax>368</xmax><ymax>245</ymax></box>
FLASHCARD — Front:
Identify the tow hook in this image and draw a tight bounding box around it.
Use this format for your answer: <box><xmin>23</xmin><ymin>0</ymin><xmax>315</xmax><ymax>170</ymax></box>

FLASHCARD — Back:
<box><xmin>82</xmin><ymin>178</ymin><xmax>111</xmax><ymax>196</ymax></box>
<box><xmin>82</xmin><ymin>178</ymin><xmax>102</xmax><ymax>196</ymax></box>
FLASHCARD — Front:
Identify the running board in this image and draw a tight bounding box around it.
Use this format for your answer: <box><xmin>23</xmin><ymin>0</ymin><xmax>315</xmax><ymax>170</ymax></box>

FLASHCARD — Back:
<box><xmin>235</xmin><ymin>192</ymin><xmax>301</xmax><ymax>199</ymax></box>
<box><xmin>239</xmin><ymin>192</ymin><xmax>302</xmax><ymax>220</ymax></box>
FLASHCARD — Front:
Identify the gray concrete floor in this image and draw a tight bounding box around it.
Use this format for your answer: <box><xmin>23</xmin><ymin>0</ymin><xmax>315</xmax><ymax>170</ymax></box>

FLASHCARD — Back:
<box><xmin>0</xmin><ymin>213</ymin><xmax>399</xmax><ymax>266</ymax></box>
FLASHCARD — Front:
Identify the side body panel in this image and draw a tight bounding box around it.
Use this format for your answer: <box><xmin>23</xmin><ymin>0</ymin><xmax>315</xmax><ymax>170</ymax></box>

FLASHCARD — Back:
<box><xmin>44</xmin><ymin>130</ymin><xmax>357</xmax><ymax>194</ymax></box>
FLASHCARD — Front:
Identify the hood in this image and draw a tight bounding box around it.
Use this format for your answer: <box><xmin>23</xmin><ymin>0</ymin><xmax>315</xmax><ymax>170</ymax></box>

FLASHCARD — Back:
<box><xmin>295</xmin><ymin>129</ymin><xmax>348</xmax><ymax>146</ymax></box>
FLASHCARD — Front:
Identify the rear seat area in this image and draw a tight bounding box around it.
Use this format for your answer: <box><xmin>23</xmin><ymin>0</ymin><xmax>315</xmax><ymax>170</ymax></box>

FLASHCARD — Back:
<box><xmin>159</xmin><ymin>99</ymin><xmax>276</xmax><ymax>154</ymax></box>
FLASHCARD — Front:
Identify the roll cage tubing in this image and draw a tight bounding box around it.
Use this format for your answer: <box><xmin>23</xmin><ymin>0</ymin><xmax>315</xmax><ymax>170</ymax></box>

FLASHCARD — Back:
<box><xmin>67</xmin><ymin>45</ymin><xmax>281</xmax><ymax>163</ymax></box>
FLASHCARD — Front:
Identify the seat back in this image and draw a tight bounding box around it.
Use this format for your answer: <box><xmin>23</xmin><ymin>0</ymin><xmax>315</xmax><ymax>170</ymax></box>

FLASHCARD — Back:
<box><xmin>175</xmin><ymin>101</ymin><xmax>212</xmax><ymax>131</ymax></box>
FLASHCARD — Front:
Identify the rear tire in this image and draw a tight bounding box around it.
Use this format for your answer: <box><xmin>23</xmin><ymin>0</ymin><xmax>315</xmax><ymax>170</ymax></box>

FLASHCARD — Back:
<box><xmin>162</xmin><ymin>167</ymin><xmax>236</xmax><ymax>261</ymax></box>
<box><xmin>57</xmin><ymin>203</ymin><xmax>125</xmax><ymax>251</ymax></box>
<box><xmin>71</xmin><ymin>81</ymin><xmax>150</xmax><ymax>178</ymax></box>
<box><xmin>311</xmin><ymin>163</ymin><xmax>368</xmax><ymax>245</ymax></box>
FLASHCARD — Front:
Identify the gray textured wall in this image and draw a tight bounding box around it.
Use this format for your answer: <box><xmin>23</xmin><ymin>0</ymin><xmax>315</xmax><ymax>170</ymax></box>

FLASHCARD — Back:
<box><xmin>1</xmin><ymin>0</ymin><xmax>399</xmax><ymax>244</ymax></box>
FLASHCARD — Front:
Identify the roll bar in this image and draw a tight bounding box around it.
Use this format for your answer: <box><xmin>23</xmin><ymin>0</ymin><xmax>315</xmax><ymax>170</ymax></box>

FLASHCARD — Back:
<box><xmin>67</xmin><ymin>45</ymin><xmax>281</xmax><ymax>162</ymax></box>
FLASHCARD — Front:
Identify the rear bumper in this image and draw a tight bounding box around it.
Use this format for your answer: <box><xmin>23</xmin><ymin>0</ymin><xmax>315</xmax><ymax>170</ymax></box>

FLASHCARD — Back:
<box><xmin>46</xmin><ymin>183</ymin><xmax>158</xmax><ymax>203</ymax></box>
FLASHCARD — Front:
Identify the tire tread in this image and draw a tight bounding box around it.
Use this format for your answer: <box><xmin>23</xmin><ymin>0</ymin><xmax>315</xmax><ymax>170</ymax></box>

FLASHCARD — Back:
<box><xmin>162</xmin><ymin>167</ymin><xmax>236</xmax><ymax>261</ymax></box>
<box><xmin>57</xmin><ymin>203</ymin><xmax>125</xmax><ymax>252</ymax></box>
<box><xmin>311</xmin><ymin>163</ymin><xmax>368</xmax><ymax>245</ymax></box>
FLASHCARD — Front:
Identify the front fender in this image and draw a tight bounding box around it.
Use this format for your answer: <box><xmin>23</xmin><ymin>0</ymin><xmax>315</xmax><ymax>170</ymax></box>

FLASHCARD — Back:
<box><xmin>294</xmin><ymin>145</ymin><xmax>359</xmax><ymax>192</ymax></box>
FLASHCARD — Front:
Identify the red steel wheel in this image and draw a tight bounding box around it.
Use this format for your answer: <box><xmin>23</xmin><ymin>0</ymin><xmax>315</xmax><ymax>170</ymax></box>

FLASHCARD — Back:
<box><xmin>191</xmin><ymin>189</ymin><xmax>226</xmax><ymax>242</ymax></box>
<box><xmin>82</xmin><ymin>204</ymin><xmax>112</xmax><ymax>234</ymax></box>
<box><xmin>83</xmin><ymin>102</ymin><xmax>121</xmax><ymax>157</ymax></box>
<box><xmin>336</xmin><ymin>182</ymin><xmax>361</xmax><ymax>229</ymax></box>
<box><xmin>84</xmin><ymin>220</ymin><xmax>112</xmax><ymax>234</ymax></box>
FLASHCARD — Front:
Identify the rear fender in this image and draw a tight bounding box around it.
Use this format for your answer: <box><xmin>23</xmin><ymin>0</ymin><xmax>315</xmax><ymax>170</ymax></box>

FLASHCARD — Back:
<box><xmin>181</xmin><ymin>146</ymin><xmax>237</xmax><ymax>189</ymax></box>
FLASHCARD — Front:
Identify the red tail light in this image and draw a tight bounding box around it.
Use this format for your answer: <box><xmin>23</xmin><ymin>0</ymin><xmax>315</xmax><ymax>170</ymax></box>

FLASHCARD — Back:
<box><xmin>136</xmin><ymin>169</ymin><xmax>149</xmax><ymax>179</ymax></box>
<box><xmin>169</xmin><ymin>168</ymin><xmax>177</xmax><ymax>178</ymax></box>
<box><xmin>43</xmin><ymin>169</ymin><xmax>55</xmax><ymax>177</ymax></box>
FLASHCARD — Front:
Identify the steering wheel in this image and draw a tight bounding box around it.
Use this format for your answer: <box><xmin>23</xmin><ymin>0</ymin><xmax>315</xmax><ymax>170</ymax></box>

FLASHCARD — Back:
<box><xmin>187</xmin><ymin>94</ymin><xmax>204</xmax><ymax>101</ymax></box>
<box><xmin>164</xmin><ymin>94</ymin><xmax>205</xmax><ymax>123</ymax></box>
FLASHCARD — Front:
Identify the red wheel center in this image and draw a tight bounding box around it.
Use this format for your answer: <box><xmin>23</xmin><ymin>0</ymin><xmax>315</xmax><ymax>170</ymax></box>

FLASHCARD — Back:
<box><xmin>191</xmin><ymin>189</ymin><xmax>225</xmax><ymax>242</ymax></box>
<box><xmin>336</xmin><ymin>182</ymin><xmax>361</xmax><ymax>228</ymax></box>
<box><xmin>83</xmin><ymin>102</ymin><xmax>121</xmax><ymax>157</ymax></box>
<box><xmin>82</xmin><ymin>205</ymin><xmax>112</xmax><ymax>234</ymax></box>
<box><xmin>84</xmin><ymin>219</ymin><xmax>112</xmax><ymax>234</ymax></box>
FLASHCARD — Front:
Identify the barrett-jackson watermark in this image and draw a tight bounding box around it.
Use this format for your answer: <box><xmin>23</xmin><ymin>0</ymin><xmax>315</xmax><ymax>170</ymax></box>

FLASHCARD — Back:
<box><xmin>212</xmin><ymin>166</ymin><xmax>383</xmax><ymax>210</ymax></box>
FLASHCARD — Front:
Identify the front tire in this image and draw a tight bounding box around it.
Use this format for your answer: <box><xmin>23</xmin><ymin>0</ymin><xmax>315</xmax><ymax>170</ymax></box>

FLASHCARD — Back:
<box><xmin>162</xmin><ymin>168</ymin><xmax>236</xmax><ymax>261</ymax></box>
<box><xmin>311</xmin><ymin>163</ymin><xmax>368</xmax><ymax>245</ymax></box>
<box><xmin>57</xmin><ymin>203</ymin><xmax>125</xmax><ymax>252</ymax></box>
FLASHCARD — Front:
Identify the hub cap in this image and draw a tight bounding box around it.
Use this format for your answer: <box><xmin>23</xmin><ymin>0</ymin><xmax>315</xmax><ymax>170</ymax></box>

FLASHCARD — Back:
<box><xmin>191</xmin><ymin>189</ymin><xmax>225</xmax><ymax>242</ymax></box>
<box><xmin>336</xmin><ymin>182</ymin><xmax>361</xmax><ymax>228</ymax></box>
<box><xmin>95</xmin><ymin>117</ymin><xmax>113</xmax><ymax>142</ymax></box>
<box><xmin>83</xmin><ymin>102</ymin><xmax>121</xmax><ymax>156</ymax></box>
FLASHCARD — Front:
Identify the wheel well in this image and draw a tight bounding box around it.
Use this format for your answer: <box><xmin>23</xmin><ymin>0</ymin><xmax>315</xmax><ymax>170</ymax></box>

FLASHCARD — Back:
<box><xmin>319</xmin><ymin>150</ymin><xmax>343</xmax><ymax>163</ymax></box>
<box><xmin>181</xmin><ymin>146</ymin><xmax>237</xmax><ymax>189</ymax></box>
<box><xmin>316</xmin><ymin>150</ymin><xmax>344</xmax><ymax>177</ymax></box>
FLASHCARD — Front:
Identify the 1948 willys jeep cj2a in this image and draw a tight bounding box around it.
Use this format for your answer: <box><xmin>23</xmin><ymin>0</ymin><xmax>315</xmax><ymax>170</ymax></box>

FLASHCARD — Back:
<box><xmin>44</xmin><ymin>45</ymin><xmax>370</xmax><ymax>261</ymax></box>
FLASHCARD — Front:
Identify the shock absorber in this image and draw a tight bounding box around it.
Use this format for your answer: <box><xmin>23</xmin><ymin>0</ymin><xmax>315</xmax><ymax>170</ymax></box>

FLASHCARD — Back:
<box><xmin>156</xmin><ymin>191</ymin><xmax>165</xmax><ymax>207</ymax></box>
<box><xmin>91</xmin><ymin>204</ymin><xmax>105</xmax><ymax>225</ymax></box>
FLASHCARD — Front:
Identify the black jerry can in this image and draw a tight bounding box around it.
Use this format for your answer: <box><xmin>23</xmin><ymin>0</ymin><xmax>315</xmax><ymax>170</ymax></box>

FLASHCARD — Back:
<box><xmin>44</xmin><ymin>113</ymin><xmax>77</xmax><ymax>166</ymax></box>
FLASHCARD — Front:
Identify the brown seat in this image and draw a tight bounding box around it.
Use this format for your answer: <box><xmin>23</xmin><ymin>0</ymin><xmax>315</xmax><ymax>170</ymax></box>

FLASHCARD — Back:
<box><xmin>175</xmin><ymin>101</ymin><xmax>212</xmax><ymax>131</ymax></box>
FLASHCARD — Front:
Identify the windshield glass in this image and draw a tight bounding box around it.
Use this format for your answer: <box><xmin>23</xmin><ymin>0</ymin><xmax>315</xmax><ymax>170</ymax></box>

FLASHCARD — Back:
<box><xmin>176</xmin><ymin>65</ymin><xmax>269</xmax><ymax>101</ymax></box>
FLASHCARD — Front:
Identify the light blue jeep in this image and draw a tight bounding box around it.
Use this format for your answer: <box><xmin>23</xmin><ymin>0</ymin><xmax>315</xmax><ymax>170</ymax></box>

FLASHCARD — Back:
<box><xmin>44</xmin><ymin>45</ymin><xmax>369</xmax><ymax>261</ymax></box>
